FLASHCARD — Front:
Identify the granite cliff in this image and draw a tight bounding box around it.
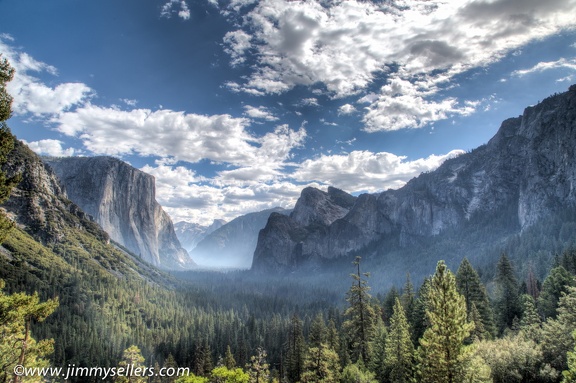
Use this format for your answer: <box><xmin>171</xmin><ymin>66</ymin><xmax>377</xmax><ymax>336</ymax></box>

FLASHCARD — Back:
<box><xmin>44</xmin><ymin>156</ymin><xmax>193</xmax><ymax>269</ymax></box>
<box><xmin>253</xmin><ymin>85</ymin><xmax>576</xmax><ymax>271</ymax></box>
<box><xmin>175</xmin><ymin>219</ymin><xmax>226</xmax><ymax>253</ymax></box>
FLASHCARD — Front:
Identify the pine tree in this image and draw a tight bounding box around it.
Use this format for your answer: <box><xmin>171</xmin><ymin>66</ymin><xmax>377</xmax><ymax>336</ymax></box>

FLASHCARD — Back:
<box><xmin>309</xmin><ymin>313</ymin><xmax>327</xmax><ymax>348</ymax></box>
<box><xmin>225</xmin><ymin>346</ymin><xmax>237</xmax><ymax>369</ymax></box>
<box><xmin>538</xmin><ymin>266</ymin><xmax>575</xmax><ymax>320</ymax></box>
<box><xmin>300</xmin><ymin>343</ymin><xmax>340</xmax><ymax>383</ymax></box>
<box><xmin>456</xmin><ymin>258</ymin><xmax>496</xmax><ymax>338</ymax></box>
<box><xmin>412</xmin><ymin>278</ymin><xmax>431</xmax><ymax>343</ymax></box>
<box><xmin>495</xmin><ymin>253</ymin><xmax>521</xmax><ymax>334</ymax></box>
<box><xmin>0</xmin><ymin>280</ymin><xmax>59</xmax><ymax>383</ymax></box>
<box><xmin>417</xmin><ymin>261</ymin><xmax>474</xmax><ymax>383</ymax></box>
<box><xmin>286</xmin><ymin>314</ymin><xmax>305</xmax><ymax>383</ymax></box>
<box><xmin>0</xmin><ymin>56</ymin><xmax>20</xmax><ymax>244</ymax></box>
<box><xmin>246</xmin><ymin>348</ymin><xmax>269</xmax><ymax>383</ymax></box>
<box><xmin>343</xmin><ymin>256</ymin><xmax>377</xmax><ymax>363</ymax></box>
<box><xmin>400</xmin><ymin>274</ymin><xmax>415</xmax><ymax>329</ymax></box>
<box><xmin>384</xmin><ymin>298</ymin><xmax>415</xmax><ymax>383</ymax></box>
<box><xmin>368</xmin><ymin>318</ymin><xmax>387</xmax><ymax>383</ymax></box>
<box><xmin>116</xmin><ymin>345</ymin><xmax>147</xmax><ymax>383</ymax></box>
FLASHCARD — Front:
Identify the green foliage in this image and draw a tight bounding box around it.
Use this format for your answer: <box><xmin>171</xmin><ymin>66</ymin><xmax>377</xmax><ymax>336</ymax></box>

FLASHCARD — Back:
<box><xmin>246</xmin><ymin>348</ymin><xmax>269</xmax><ymax>383</ymax></box>
<box><xmin>210</xmin><ymin>366</ymin><xmax>249</xmax><ymax>383</ymax></box>
<box><xmin>495</xmin><ymin>254</ymin><xmax>521</xmax><ymax>334</ymax></box>
<box><xmin>538</xmin><ymin>266</ymin><xmax>575</xmax><ymax>320</ymax></box>
<box><xmin>456</xmin><ymin>258</ymin><xmax>496</xmax><ymax>338</ymax></box>
<box><xmin>384</xmin><ymin>298</ymin><xmax>415</xmax><ymax>383</ymax></box>
<box><xmin>563</xmin><ymin>331</ymin><xmax>576</xmax><ymax>383</ymax></box>
<box><xmin>309</xmin><ymin>313</ymin><xmax>327</xmax><ymax>348</ymax></box>
<box><xmin>176</xmin><ymin>374</ymin><xmax>209</xmax><ymax>383</ymax></box>
<box><xmin>286</xmin><ymin>314</ymin><xmax>305</xmax><ymax>383</ymax></box>
<box><xmin>541</xmin><ymin>284</ymin><xmax>576</xmax><ymax>372</ymax></box>
<box><xmin>300</xmin><ymin>343</ymin><xmax>340</xmax><ymax>383</ymax></box>
<box><xmin>340</xmin><ymin>362</ymin><xmax>377</xmax><ymax>383</ymax></box>
<box><xmin>224</xmin><ymin>346</ymin><xmax>237</xmax><ymax>370</ymax></box>
<box><xmin>0</xmin><ymin>55</ymin><xmax>14</xmax><ymax>122</ymax></box>
<box><xmin>474</xmin><ymin>335</ymin><xmax>557</xmax><ymax>383</ymax></box>
<box><xmin>417</xmin><ymin>261</ymin><xmax>474</xmax><ymax>383</ymax></box>
<box><xmin>343</xmin><ymin>257</ymin><xmax>377</xmax><ymax>363</ymax></box>
<box><xmin>0</xmin><ymin>280</ymin><xmax>59</xmax><ymax>383</ymax></box>
<box><xmin>116</xmin><ymin>345</ymin><xmax>147</xmax><ymax>383</ymax></box>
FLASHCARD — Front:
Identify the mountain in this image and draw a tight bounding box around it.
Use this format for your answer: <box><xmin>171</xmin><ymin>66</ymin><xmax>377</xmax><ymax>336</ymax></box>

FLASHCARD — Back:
<box><xmin>253</xmin><ymin>85</ymin><xmax>576</xmax><ymax>276</ymax></box>
<box><xmin>44</xmin><ymin>156</ymin><xmax>193</xmax><ymax>269</ymax></box>
<box><xmin>175</xmin><ymin>219</ymin><xmax>226</xmax><ymax>253</ymax></box>
<box><xmin>190</xmin><ymin>207</ymin><xmax>290</xmax><ymax>269</ymax></box>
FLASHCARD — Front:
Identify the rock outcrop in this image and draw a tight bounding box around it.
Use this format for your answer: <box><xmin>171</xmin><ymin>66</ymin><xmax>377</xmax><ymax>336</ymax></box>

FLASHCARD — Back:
<box><xmin>253</xmin><ymin>85</ymin><xmax>576</xmax><ymax>271</ymax></box>
<box><xmin>44</xmin><ymin>157</ymin><xmax>193</xmax><ymax>269</ymax></box>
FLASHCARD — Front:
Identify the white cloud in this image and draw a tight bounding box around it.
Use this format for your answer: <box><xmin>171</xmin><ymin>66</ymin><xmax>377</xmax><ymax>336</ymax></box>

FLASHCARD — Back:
<box><xmin>55</xmin><ymin>105</ymin><xmax>305</xmax><ymax>172</ymax></box>
<box><xmin>161</xmin><ymin>0</ymin><xmax>191</xmax><ymax>20</ymax></box>
<box><xmin>0</xmin><ymin>37</ymin><xmax>92</xmax><ymax>116</ymax></box>
<box><xmin>292</xmin><ymin>149</ymin><xmax>465</xmax><ymax>193</ymax></box>
<box><xmin>243</xmin><ymin>105</ymin><xmax>278</xmax><ymax>121</ymax></box>
<box><xmin>512</xmin><ymin>58</ymin><xmax>576</xmax><ymax>77</ymax></box>
<box><xmin>362</xmin><ymin>77</ymin><xmax>477</xmax><ymax>132</ymax></box>
<box><xmin>338</xmin><ymin>104</ymin><xmax>356</xmax><ymax>115</ymax></box>
<box><xmin>223</xmin><ymin>30</ymin><xmax>252</xmax><ymax>66</ymax></box>
<box><xmin>223</xmin><ymin>0</ymin><xmax>576</xmax><ymax>130</ymax></box>
<box><xmin>143</xmin><ymin>162</ymin><xmax>315</xmax><ymax>225</ymax></box>
<box><xmin>23</xmin><ymin>139</ymin><xmax>77</xmax><ymax>157</ymax></box>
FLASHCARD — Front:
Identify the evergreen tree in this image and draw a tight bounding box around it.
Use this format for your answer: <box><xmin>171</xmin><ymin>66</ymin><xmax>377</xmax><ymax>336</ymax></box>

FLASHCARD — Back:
<box><xmin>246</xmin><ymin>348</ymin><xmax>269</xmax><ymax>383</ymax></box>
<box><xmin>467</xmin><ymin>303</ymin><xmax>487</xmax><ymax>342</ymax></box>
<box><xmin>300</xmin><ymin>343</ymin><xmax>340</xmax><ymax>383</ymax></box>
<box><xmin>495</xmin><ymin>253</ymin><xmax>521</xmax><ymax>334</ymax></box>
<box><xmin>326</xmin><ymin>319</ymin><xmax>340</xmax><ymax>355</ymax></box>
<box><xmin>411</xmin><ymin>278</ymin><xmax>431</xmax><ymax>344</ymax></box>
<box><xmin>309</xmin><ymin>313</ymin><xmax>327</xmax><ymax>348</ymax></box>
<box><xmin>225</xmin><ymin>346</ymin><xmax>237</xmax><ymax>369</ymax></box>
<box><xmin>343</xmin><ymin>256</ymin><xmax>377</xmax><ymax>363</ymax></box>
<box><xmin>285</xmin><ymin>314</ymin><xmax>305</xmax><ymax>383</ymax></box>
<box><xmin>541</xmin><ymin>284</ymin><xmax>576</xmax><ymax>371</ymax></box>
<box><xmin>538</xmin><ymin>266</ymin><xmax>575</xmax><ymax>320</ymax></box>
<box><xmin>519</xmin><ymin>294</ymin><xmax>541</xmax><ymax>333</ymax></box>
<box><xmin>417</xmin><ymin>261</ymin><xmax>474</xmax><ymax>383</ymax></box>
<box><xmin>563</xmin><ymin>331</ymin><xmax>576</xmax><ymax>383</ymax></box>
<box><xmin>456</xmin><ymin>258</ymin><xmax>496</xmax><ymax>338</ymax></box>
<box><xmin>368</xmin><ymin>319</ymin><xmax>387</xmax><ymax>383</ymax></box>
<box><xmin>116</xmin><ymin>345</ymin><xmax>147</xmax><ymax>383</ymax></box>
<box><xmin>0</xmin><ymin>56</ymin><xmax>20</xmax><ymax>244</ymax></box>
<box><xmin>384</xmin><ymin>298</ymin><xmax>415</xmax><ymax>383</ymax></box>
<box><xmin>400</xmin><ymin>274</ymin><xmax>415</xmax><ymax>329</ymax></box>
<box><xmin>0</xmin><ymin>280</ymin><xmax>59</xmax><ymax>383</ymax></box>
<box><xmin>383</xmin><ymin>286</ymin><xmax>399</xmax><ymax>325</ymax></box>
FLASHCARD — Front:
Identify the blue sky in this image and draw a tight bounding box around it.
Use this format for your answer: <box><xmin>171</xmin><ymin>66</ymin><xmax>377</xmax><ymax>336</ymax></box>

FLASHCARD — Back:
<box><xmin>1</xmin><ymin>0</ymin><xmax>576</xmax><ymax>225</ymax></box>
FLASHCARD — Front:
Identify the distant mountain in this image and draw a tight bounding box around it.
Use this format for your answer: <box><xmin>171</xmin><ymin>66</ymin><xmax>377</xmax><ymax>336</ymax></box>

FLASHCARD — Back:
<box><xmin>44</xmin><ymin>156</ymin><xmax>193</xmax><ymax>269</ymax></box>
<box><xmin>175</xmin><ymin>219</ymin><xmax>226</xmax><ymax>253</ymax></box>
<box><xmin>190</xmin><ymin>207</ymin><xmax>290</xmax><ymax>269</ymax></box>
<box><xmin>253</xmin><ymin>85</ymin><xmax>576</xmax><ymax>279</ymax></box>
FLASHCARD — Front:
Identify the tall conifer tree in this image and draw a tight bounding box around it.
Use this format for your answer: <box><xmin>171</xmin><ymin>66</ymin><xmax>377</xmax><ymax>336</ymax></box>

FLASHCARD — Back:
<box><xmin>385</xmin><ymin>298</ymin><xmax>415</xmax><ymax>383</ymax></box>
<box><xmin>417</xmin><ymin>261</ymin><xmax>474</xmax><ymax>383</ymax></box>
<box><xmin>343</xmin><ymin>256</ymin><xmax>377</xmax><ymax>364</ymax></box>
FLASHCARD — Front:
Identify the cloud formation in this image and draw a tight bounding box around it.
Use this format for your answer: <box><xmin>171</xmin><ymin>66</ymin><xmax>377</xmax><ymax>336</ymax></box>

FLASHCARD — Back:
<box><xmin>223</xmin><ymin>0</ymin><xmax>576</xmax><ymax>130</ymax></box>
<box><xmin>22</xmin><ymin>139</ymin><xmax>77</xmax><ymax>157</ymax></box>
<box><xmin>0</xmin><ymin>37</ymin><xmax>93</xmax><ymax>116</ymax></box>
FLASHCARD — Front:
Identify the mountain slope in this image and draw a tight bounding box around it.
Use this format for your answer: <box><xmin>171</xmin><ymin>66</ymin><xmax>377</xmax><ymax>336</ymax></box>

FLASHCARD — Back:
<box><xmin>175</xmin><ymin>219</ymin><xmax>226</xmax><ymax>253</ymax></box>
<box><xmin>253</xmin><ymin>85</ymin><xmax>576</xmax><ymax>274</ymax></box>
<box><xmin>44</xmin><ymin>156</ymin><xmax>193</xmax><ymax>269</ymax></box>
<box><xmin>191</xmin><ymin>207</ymin><xmax>289</xmax><ymax>269</ymax></box>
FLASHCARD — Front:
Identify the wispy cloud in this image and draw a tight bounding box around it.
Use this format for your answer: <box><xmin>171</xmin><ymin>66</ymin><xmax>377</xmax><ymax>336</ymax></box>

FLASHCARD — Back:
<box><xmin>512</xmin><ymin>58</ymin><xmax>576</xmax><ymax>77</ymax></box>
<box><xmin>23</xmin><ymin>139</ymin><xmax>78</xmax><ymax>157</ymax></box>
<box><xmin>161</xmin><ymin>0</ymin><xmax>191</xmax><ymax>20</ymax></box>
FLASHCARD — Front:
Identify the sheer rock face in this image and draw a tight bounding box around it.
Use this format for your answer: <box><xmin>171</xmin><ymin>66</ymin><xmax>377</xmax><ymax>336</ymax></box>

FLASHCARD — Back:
<box><xmin>253</xmin><ymin>85</ymin><xmax>576</xmax><ymax>271</ymax></box>
<box><xmin>44</xmin><ymin>156</ymin><xmax>193</xmax><ymax>269</ymax></box>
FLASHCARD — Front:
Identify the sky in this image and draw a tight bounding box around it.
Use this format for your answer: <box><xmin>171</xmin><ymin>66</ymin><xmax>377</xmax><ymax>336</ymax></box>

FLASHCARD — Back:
<box><xmin>1</xmin><ymin>0</ymin><xmax>576</xmax><ymax>226</ymax></box>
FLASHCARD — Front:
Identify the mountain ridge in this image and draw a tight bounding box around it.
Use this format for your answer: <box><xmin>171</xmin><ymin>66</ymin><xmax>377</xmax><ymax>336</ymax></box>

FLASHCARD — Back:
<box><xmin>253</xmin><ymin>84</ymin><xmax>576</xmax><ymax>272</ymax></box>
<box><xmin>43</xmin><ymin>156</ymin><xmax>193</xmax><ymax>269</ymax></box>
